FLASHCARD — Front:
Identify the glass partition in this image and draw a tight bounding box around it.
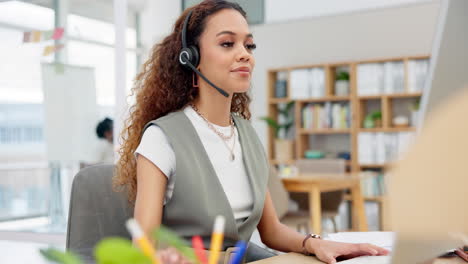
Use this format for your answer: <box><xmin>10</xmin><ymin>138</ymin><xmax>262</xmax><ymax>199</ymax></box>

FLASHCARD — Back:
<box><xmin>0</xmin><ymin>0</ymin><xmax>138</xmax><ymax>235</ymax></box>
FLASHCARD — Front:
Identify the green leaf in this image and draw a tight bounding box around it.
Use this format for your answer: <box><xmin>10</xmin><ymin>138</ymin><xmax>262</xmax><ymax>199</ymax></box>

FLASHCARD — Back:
<box><xmin>94</xmin><ymin>237</ymin><xmax>152</xmax><ymax>264</ymax></box>
<box><xmin>279</xmin><ymin>121</ymin><xmax>294</xmax><ymax>136</ymax></box>
<box><xmin>259</xmin><ymin>117</ymin><xmax>279</xmax><ymax>128</ymax></box>
<box><xmin>283</xmin><ymin>121</ymin><xmax>294</xmax><ymax>131</ymax></box>
<box><xmin>336</xmin><ymin>71</ymin><xmax>350</xmax><ymax>81</ymax></box>
<box><xmin>152</xmin><ymin>226</ymin><xmax>197</xmax><ymax>262</ymax></box>
<box><xmin>260</xmin><ymin>102</ymin><xmax>295</xmax><ymax>138</ymax></box>
<box><xmin>411</xmin><ymin>98</ymin><xmax>421</xmax><ymax>110</ymax></box>
<box><xmin>259</xmin><ymin>117</ymin><xmax>280</xmax><ymax>137</ymax></box>
<box><xmin>285</xmin><ymin>101</ymin><xmax>295</xmax><ymax>112</ymax></box>
<box><xmin>370</xmin><ymin>111</ymin><xmax>382</xmax><ymax>120</ymax></box>
<box><xmin>39</xmin><ymin>248</ymin><xmax>83</xmax><ymax>264</ymax></box>
<box><xmin>278</xmin><ymin>101</ymin><xmax>295</xmax><ymax>116</ymax></box>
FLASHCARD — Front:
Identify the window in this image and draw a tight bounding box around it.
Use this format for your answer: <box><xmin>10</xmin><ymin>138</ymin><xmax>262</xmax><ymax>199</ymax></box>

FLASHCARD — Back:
<box><xmin>0</xmin><ymin>26</ymin><xmax>52</xmax><ymax>104</ymax></box>
<box><xmin>68</xmin><ymin>14</ymin><xmax>137</xmax><ymax>48</ymax></box>
<box><xmin>0</xmin><ymin>1</ymin><xmax>54</xmax><ymax>30</ymax></box>
<box><xmin>0</xmin><ymin>1</ymin><xmax>138</xmax><ymax>230</ymax></box>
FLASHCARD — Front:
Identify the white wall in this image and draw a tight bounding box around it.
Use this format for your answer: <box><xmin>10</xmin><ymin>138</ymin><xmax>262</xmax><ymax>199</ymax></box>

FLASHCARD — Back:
<box><xmin>139</xmin><ymin>0</ymin><xmax>181</xmax><ymax>58</ymax></box>
<box><xmin>264</xmin><ymin>0</ymin><xmax>435</xmax><ymax>23</ymax></box>
<box><xmin>249</xmin><ymin>2</ymin><xmax>440</xmax><ymax>148</ymax></box>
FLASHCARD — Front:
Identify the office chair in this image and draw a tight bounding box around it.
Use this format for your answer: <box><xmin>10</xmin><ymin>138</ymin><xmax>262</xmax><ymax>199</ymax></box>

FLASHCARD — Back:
<box><xmin>66</xmin><ymin>164</ymin><xmax>133</xmax><ymax>259</ymax></box>
<box><xmin>291</xmin><ymin>159</ymin><xmax>347</xmax><ymax>233</ymax></box>
<box><xmin>267</xmin><ymin>166</ymin><xmax>311</xmax><ymax>233</ymax></box>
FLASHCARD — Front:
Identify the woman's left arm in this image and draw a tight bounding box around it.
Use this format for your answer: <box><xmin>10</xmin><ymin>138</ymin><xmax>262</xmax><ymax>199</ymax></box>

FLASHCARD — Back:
<box><xmin>257</xmin><ymin>190</ymin><xmax>311</xmax><ymax>253</ymax></box>
<box><xmin>258</xmin><ymin>191</ymin><xmax>390</xmax><ymax>264</ymax></box>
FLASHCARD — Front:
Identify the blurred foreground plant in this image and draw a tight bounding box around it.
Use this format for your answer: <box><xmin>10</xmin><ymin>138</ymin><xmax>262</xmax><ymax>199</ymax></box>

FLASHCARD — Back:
<box><xmin>40</xmin><ymin>225</ymin><xmax>196</xmax><ymax>264</ymax></box>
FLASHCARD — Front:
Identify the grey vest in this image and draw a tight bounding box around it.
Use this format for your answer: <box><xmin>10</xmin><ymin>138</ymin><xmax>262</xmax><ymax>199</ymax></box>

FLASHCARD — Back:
<box><xmin>143</xmin><ymin>110</ymin><xmax>269</xmax><ymax>249</ymax></box>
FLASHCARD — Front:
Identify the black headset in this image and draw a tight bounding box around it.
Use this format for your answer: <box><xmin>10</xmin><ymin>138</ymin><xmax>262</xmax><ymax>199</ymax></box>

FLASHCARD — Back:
<box><xmin>178</xmin><ymin>10</ymin><xmax>229</xmax><ymax>97</ymax></box>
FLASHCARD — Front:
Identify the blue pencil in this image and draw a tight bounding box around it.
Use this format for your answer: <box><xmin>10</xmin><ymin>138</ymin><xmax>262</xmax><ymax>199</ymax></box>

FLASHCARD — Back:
<box><xmin>229</xmin><ymin>241</ymin><xmax>247</xmax><ymax>264</ymax></box>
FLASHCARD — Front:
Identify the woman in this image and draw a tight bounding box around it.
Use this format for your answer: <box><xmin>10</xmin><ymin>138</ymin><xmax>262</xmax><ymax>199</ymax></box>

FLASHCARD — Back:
<box><xmin>115</xmin><ymin>1</ymin><xmax>389</xmax><ymax>263</ymax></box>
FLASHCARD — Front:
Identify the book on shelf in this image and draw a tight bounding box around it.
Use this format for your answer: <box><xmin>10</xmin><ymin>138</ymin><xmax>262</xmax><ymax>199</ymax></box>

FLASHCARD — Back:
<box><xmin>383</xmin><ymin>61</ymin><xmax>405</xmax><ymax>94</ymax></box>
<box><xmin>360</xmin><ymin>171</ymin><xmax>386</xmax><ymax>197</ymax></box>
<box><xmin>358</xmin><ymin>132</ymin><xmax>415</xmax><ymax>165</ymax></box>
<box><xmin>302</xmin><ymin>102</ymin><xmax>350</xmax><ymax>129</ymax></box>
<box><xmin>358</xmin><ymin>62</ymin><xmax>405</xmax><ymax>95</ymax></box>
<box><xmin>290</xmin><ymin>67</ymin><xmax>325</xmax><ymax>99</ymax></box>
<box><xmin>407</xmin><ymin>59</ymin><xmax>429</xmax><ymax>93</ymax></box>
<box><xmin>274</xmin><ymin>71</ymin><xmax>288</xmax><ymax>98</ymax></box>
<box><xmin>357</xmin><ymin>63</ymin><xmax>384</xmax><ymax>96</ymax></box>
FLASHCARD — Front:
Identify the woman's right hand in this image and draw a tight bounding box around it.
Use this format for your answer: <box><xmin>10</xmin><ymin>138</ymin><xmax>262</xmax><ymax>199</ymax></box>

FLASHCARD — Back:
<box><xmin>158</xmin><ymin>247</ymin><xmax>193</xmax><ymax>264</ymax></box>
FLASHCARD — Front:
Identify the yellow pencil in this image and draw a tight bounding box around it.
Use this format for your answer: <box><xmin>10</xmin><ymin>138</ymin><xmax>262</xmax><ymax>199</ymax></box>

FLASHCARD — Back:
<box><xmin>208</xmin><ymin>215</ymin><xmax>226</xmax><ymax>264</ymax></box>
<box><xmin>126</xmin><ymin>218</ymin><xmax>161</xmax><ymax>264</ymax></box>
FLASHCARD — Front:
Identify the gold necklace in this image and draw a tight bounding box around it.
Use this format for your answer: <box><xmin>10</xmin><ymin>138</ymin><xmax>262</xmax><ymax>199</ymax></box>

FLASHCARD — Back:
<box><xmin>190</xmin><ymin>104</ymin><xmax>236</xmax><ymax>161</ymax></box>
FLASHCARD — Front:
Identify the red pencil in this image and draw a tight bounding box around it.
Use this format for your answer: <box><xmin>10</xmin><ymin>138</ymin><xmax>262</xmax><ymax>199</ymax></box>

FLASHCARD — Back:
<box><xmin>192</xmin><ymin>235</ymin><xmax>208</xmax><ymax>264</ymax></box>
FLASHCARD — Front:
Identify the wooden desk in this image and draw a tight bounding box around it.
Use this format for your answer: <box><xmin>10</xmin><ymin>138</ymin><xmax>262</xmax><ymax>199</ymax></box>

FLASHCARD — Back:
<box><xmin>250</xmin><ymin>253</ymin><xmax>467</xmax><ymax>264</ymax></box>
<box><xmin>281</xmin><ymin>173</ymin><xmax>367</xmax><ymax>234</ymax></box>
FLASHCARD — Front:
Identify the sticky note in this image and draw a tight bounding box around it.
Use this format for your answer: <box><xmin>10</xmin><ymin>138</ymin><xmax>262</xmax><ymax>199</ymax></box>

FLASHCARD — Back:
<box><xmin>23</xmin><ymin>32</ymin><xmax>31</xmax><ymax>43</ymax></box>
<box><xmin>52</xmin><ymin>28</ymin><xmax>64</xmax><ymax>40</ymax></box>
<box><xmin>32</xmin><ymin>31</ymin><xmax>42</xmax><ymax>42</ymax></box>
<box><xmin>43</xmin><ymin>30</ymin><xmax>54</xmax><ymax>40</ymax></box>
<box><xmin>43</xmin><ymin>46</ymin><xmax>54</xmax><ymax>56</ymax></box>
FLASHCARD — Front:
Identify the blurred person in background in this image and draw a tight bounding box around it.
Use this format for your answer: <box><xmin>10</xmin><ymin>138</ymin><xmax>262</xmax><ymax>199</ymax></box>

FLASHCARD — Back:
<box><xmin>94</xmin><ymin>117</ymin><xmax>114</xmax><ymax>164</ymax></box>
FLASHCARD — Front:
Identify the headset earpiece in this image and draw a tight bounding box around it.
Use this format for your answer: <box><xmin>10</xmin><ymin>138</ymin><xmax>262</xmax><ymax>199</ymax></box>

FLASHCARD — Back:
<box><xmin>179</xmin><ymin>46</ymin><xmax>199</xmax><ymax>69</ymax></box>
<box><xmin>188</xmin><ymin>46</ymin><xmax>199</xmax><ymax>67</ymax></box>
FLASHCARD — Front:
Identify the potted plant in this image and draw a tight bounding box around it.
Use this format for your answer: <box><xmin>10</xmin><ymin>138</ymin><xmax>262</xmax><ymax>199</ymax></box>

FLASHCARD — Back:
<box><xmin>410</xmin><ymin>98</ymin><xmax>420</xmax><ymax>127</ymax></box>
<box><xmin>260</xmin><ymin>101</ymin><xmax>294</xmax><ymax>161</ymax></box>
<box><xmin>363</xmin><ymin>110</ymin><xmax>382</xmax><ymax>128</ymax></box>
<box><xmin>335</xmin><ymin>71</ymin><xmax>350</xmax><ymax>96</ymax></box>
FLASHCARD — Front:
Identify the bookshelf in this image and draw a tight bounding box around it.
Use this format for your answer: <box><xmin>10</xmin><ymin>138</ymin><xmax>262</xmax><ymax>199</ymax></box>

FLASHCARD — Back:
<box><xmin>266</xmin><ymin>55</ymin><xmax>430</xmax><ymax>228</ymax></box>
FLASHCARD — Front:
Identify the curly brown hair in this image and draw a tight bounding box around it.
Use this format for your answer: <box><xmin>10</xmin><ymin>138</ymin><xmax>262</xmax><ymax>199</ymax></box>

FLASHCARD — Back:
<box><xmin>114</xmin><ymin>0</ymin><xmax>252</xmax><ymax>203</ymax></box>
